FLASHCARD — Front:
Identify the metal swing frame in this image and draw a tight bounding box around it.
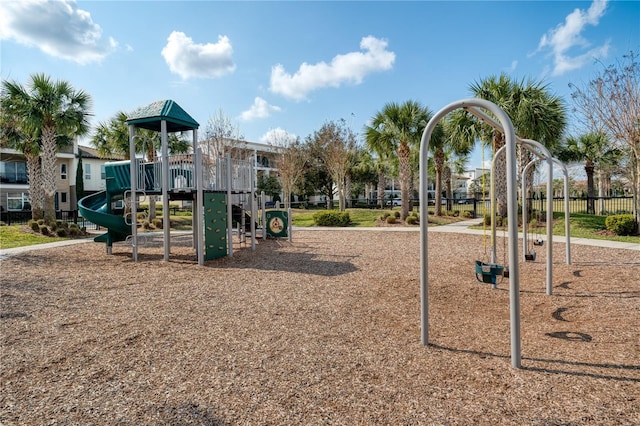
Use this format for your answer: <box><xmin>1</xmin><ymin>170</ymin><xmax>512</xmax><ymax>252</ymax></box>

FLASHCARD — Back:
<box><xmin>420</xmin><ymin>99</ymin><xmax>522</xmax><ymax>369</ymax></box>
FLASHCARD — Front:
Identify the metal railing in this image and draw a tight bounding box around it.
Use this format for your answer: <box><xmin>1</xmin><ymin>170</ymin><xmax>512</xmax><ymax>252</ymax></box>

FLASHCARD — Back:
<box><xmin>134</xmin><ymin>153</ymin><xmax>254</xmax><ymax>192</ymax></box>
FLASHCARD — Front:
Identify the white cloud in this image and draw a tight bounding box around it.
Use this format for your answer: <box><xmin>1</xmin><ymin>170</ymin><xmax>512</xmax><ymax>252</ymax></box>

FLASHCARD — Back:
<box><xmin>269</xmin><ymin>35</ymin><xmax>395</xmax><ymax>101</ymax></box>
<box><xmin>259</xmin><ymin>128</ymin><xmax>298</xmax><ymax>146</ymax></box>
<box><xmin>505</xmin><ymin>60</ymin><xmax>518</xmax><ymax>72</ymax></box>
<box><xmin>0</xmin><ymin>0</ymin><xmax>116</xmax><ymax>64</ymax></box>
<box><xmin>239</xmin><ymin>97</ymin><xmax>281</xmax><ymax>121</ymax></box>
<box><xmin>161</xmin><ymin>31</ymin><xmax>236</xmax><ymax>80</ymax></box>
<box><xmin>535</xmin><ymin>0</ymin><xmax>610</xmax><ymax>76</ymax></box>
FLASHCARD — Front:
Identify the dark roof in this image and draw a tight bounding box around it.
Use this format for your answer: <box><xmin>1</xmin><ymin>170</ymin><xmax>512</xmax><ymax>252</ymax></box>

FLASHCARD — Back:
<box><xmin>79</xmin><ymin>145</ymin><xmax>125</xmax><ymax>161</ymax></box>
<box><xmin>126</xmin><ymin>99</ymin><xmax>199</xmax><ymax>132</ymax></box>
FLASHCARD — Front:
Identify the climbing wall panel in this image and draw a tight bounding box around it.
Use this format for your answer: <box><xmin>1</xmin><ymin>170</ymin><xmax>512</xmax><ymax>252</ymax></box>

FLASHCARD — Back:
<box><xmin>204</xmin><ymin>193</ymin><xmax>227</xmax><ymax>260</ymax></box>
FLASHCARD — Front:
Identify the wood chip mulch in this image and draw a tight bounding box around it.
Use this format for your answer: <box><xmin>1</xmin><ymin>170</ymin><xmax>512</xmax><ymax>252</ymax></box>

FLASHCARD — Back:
<box><xmin>1</xmin><ymin>230</ymin><xmax>639</xmax><ymax>425</ymax></box>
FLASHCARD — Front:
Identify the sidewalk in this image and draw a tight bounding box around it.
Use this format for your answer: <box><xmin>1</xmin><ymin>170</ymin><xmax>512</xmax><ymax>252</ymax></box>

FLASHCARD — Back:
<box><xmin>2</xmin><ymin>219</ymin><xmax>639</xmax><ymax>259</ymax></box>
<box><xmin>428</xmin><ymin>218</ymin><xmax>640</xmax><ymax>251</ymax></box>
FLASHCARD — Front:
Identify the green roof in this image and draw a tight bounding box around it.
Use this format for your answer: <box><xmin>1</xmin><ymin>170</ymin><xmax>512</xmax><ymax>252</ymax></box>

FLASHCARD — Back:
<box><xmin>126</xmin><ymin>99</ymin><xmax>199</xmax><ymax>132</ymax></box>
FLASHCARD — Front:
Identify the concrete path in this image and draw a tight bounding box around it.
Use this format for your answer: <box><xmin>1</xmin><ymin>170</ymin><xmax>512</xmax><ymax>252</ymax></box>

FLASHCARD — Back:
<box><xmin>1</xmin><ymin>219</ymin><xmax>638</xmax><ymax>259</ymax></box>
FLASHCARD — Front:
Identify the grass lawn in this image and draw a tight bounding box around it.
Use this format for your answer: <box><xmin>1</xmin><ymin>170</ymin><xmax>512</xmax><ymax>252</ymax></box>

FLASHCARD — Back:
<box><xmin>0</xmin><ymin>215</ymin><xmax>194</xmax><ymax>250</ymax></box>
<box><xmin>2</xmin><ymin>210</ymin><xmax>637</xmax><ymax>249</ymax></box>
<box><xmin>289</xmin><ymin>208</ymin><xmax>465</xmax><ymax>227</ymax></box>
<box><xmin>0</xmin><ymin>225</ymin><xmax>68</xmax><ymax>249</ymax></box>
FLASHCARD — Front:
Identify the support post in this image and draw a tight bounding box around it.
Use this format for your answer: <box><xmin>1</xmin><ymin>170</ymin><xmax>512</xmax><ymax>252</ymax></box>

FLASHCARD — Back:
<box><xmin>226</xmin><ymin>153</ymin><xmax>233</xmax><ymax>257</ymax></box>
<box><xmin>128</xmin><ymin>125</ymin><xmax>138</xmax><ymax>262</ymax></box>
<box><xmin>161</xmin><ymin>120</ymin><xmax>170</xmax><ymax>262</ymax></box>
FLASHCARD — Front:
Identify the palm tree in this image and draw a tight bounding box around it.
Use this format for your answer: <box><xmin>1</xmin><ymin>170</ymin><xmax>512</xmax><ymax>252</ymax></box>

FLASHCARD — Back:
<box><xmin>2</xmin><ymin>74</ymin><xmax>92</xmax><ymax>223</ymax></box>
<box><xmin>556</xmin><ymin>132</ymin><xmax>613</xmax><ymax>214</ymax></box>
<box><xmin>457</xmin><ymin>74</ymin><xmax>567</xmax><ymax>216</ymax></box>
<box><xmin>350</xmin><ymin>149</ymin><xmax>379</xmax><ymax>205</ymax></box>
<box><xmin>365</xmin><ymin>100</ymin><xmax>432</xmax><ymax>219</ymax></box>
<box><xmin>0</xmin><ymin>99</ymin><xmax>44</xmax><ymax>220</ymax></box>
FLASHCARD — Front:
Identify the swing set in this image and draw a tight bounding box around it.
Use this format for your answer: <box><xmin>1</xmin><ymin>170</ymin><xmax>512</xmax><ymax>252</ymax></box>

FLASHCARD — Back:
<box><xmin>419</xmin><ymin>98</ymin><xmax>572</xmax><ymax>369</ymax></box>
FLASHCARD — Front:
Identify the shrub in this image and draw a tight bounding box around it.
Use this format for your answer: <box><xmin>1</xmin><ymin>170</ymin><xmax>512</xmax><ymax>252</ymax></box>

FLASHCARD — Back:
<box><xmin>462</xmin><ymin>211</ymin><xmax>474</xmax><ymax>219</ymax></box>
<box><xmin>394</xmin><ymin>211</ymin><xmax>400</xmax><ymax>218</ymax></box>
<box><xmin>0</xmin><ymin>221</ymin><xmax>5</xmax><ymax>226</ymax></box>
<box><xmin>386</xmin><ymin>215</ymin><xmax>396</xmax><ymax>224</ymax></box>
<box><xmin>152</xmin><ymin>218</ymin><xmax>163</xmax><ymax>229</ymax></box>
<box><xmin>142</xmin><ymin>220</ymin><xmax>154</xmax><ymax>230</ymax></box>
<box><xmin>29</xmin><ymin>220</ymin><xmax>40</xmax><ymax>232</ymax></box>
<box><xmin>605</xmin><ymin>214</ymin><xmax>637</xmax><ymax>236</ymax></box>
<box><xmin>39</xmin><ymin>225</ymin><xmax>50</xmax><ymax>235</ymax></box>
<box><xmin>312</xmin><ymin>210</ymin><xmax>350</xmax><ymax>227</ymax></box>
<box><xmin>405</xmin><ymin>215</ymin><xmax>418</xmax><ymax>225</ymax></box>
<box><xmin>37</xmin><ymin>219</ymin><xmax>44</xmax><ymax>225</ymax></box>
<box><xmin>56</xmin><ymin>228</ymin><xmax>68</xmax><ymax>237</ymax></box>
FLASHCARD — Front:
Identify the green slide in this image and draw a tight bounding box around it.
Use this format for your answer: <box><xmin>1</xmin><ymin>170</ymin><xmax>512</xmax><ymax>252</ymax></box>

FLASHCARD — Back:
<box><xmin>78</xmin><ymin>190</ymin><xmax>131</xmax><ymax>245</ymax></box>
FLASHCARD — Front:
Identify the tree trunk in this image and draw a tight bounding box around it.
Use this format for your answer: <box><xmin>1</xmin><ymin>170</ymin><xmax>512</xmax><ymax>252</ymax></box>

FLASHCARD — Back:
<box><xmin>443</xmin><ymin>164</ymin><xmax>452</xmax><ymax>211</ymax></box>
<box><xmin>26</xmin><ymin>152</ymin><xmax>44</xmax><ymax>221</ymax></box>
<box><xmin>585</xmin><ymin>161</ymin><xmax>595</xmax><ymax>215</ymax></box>
<box><xmin>493</xmin><ymin>133</ymin><xmax>508</xmax><ymax>218</ymax></box>
<box><xmin>398</xmin><ymin>142</ymin><xmax>411</xmax><ymax>220</ymax></box>
<box><xmin>377</xmin><ymin>171</ymin><xmax>385</xmax><ymax>208</ymax></box>
<box><xmin>40</xmin><ymin>126</ymin><xmax>57</xmax><ymax>224</ymax></box>
<box><xmin>434</xmin><ymin>148</ymin><xmax>445</xmax><ymax>216</ymax></box>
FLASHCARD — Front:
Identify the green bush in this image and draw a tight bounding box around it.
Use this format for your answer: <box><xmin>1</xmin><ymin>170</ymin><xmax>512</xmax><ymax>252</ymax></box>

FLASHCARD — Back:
<box><xmin>462</xmin><ymin>211</ymin><xmax>473</xmax><ymax>219</ymax></box>
<box><xmin>142</xmin><ymin>220</ymin><xmax>154</xmax><ymax>230</ymax></box>
<box><xmin>405</xmin><ymin>215</ymin><xmax>418</xmax><ymax>225</ymax></box>
<box><xmin>152</xmin><ymin>218</ymin><xmax>163</xmax><ymax>229</ymax></box>
<box><xmin>386</xmin><ymin>215</ymin><xmax>396</xmax><ymax>224</ymax></box>
<box><xmin>605</xmin><ymin>214</ymin><xmax>637</xmax><ymax>236</ymax></box>
<box><xmin>39</xmin><ymin>225</ymin><xmax>50</xmax><ymax>235</ymax></box>
<box><xmin>312</xmin><ymin>210</ymin><xmax>350</xmax><ymax>227</ymax></box>
<box><xmin>37</xmin><ymin>219</ymin><xmax>44</xmax><ymax>225</ymax></box>
<box><xmin>56</xmin><ymin>228</ymin><xmax>68</xmax><ymax>237</ymax></box>
<box><xmin>394</xmin><ymin>211</ymin><xmax>400</xmax><ymax>218</ymax></box>
<box><xmin>380</xmin><ymin>212</ymin><xmax>391</xmax><ymax>220</ymax></box>
<box><xmin>29</xmin><ymin>220</ymin><xmax>40</xmax><ymax>232</ymax></box>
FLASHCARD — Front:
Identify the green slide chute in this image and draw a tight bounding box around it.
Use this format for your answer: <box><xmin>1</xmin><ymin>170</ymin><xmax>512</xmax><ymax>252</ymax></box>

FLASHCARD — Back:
<box><xmin>78</xmin><ymin>190</ymin><xmax>131</xmax><ymax>245</ymax></box>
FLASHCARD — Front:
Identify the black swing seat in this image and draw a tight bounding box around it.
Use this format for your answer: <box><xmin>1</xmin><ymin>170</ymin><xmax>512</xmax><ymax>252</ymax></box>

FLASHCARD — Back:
<box><xmin>525</xmin><ymin>251</ymin><xmax>537</xmax><ymax>261</ymax></box>
<box><xmin>475</xmin><ymin>260</ymin><xmax>505</xmax><ymax>284</ymax></box>
<box><xmin>533</xmin><ymin>239</ymin><xmax>544</xmax><ymax>246</ymax></box>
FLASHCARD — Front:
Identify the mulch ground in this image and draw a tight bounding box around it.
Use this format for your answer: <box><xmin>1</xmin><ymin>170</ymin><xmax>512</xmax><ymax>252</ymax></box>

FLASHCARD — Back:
<box><xmin>1</xmin><ymin>230</ymin><xmax>639</xmax><ymax>425</ymax></box>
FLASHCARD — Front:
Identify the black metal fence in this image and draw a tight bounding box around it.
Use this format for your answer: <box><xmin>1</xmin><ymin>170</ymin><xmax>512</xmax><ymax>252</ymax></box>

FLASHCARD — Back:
<box><xmin>1</xmin><ymin>210</ymin><xmax>99</xmax><ymax>229</ymax></box>
<box><xmin>349</xmin><ymin>195</ymin><xmax>635</xmax><ymax>218</ymax></box>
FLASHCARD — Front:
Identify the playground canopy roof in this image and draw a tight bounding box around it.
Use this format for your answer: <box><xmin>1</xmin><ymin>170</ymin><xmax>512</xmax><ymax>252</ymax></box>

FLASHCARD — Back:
<box><xmin>126</xmin><ymin>99</ymin><xmax>199</xmax><ymax>133</ymax></box>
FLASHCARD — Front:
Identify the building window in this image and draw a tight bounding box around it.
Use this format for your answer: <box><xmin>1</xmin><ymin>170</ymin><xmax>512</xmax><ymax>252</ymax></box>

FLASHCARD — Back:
<box><xmin>85</xmin><ymin>163</ymin><xmax>91</xmax><ymax>180</ymax></box>
<box><xmin>6</xmin><ymin>192</ymin><xmax>30</xmax><ymax>211</ymax></box>
<box><xmin>61</xmin><ymin>163</ymin><xmax>67</xmax><ymax>180</ymax></box>
<box><xmin>61</xmin><ymin>192</ymin><xmax>67</xmax><ymax>203</ymax></box>
<box><xmin>1</xmin><ymin>161</ymin><xmax>28</xmax><ymax>184</ymax></box>
<box><xmin>101</xmin><ymin>164</ymin><xmax>106</xmax><ymax>180</ymax></box>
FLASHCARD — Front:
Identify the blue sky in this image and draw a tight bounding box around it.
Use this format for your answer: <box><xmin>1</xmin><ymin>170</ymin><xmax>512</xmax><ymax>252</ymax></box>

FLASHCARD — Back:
<box><xmin>1</xmin><ymin>0</ymin><xmax>638</xmax><ymax>169</ymax></box>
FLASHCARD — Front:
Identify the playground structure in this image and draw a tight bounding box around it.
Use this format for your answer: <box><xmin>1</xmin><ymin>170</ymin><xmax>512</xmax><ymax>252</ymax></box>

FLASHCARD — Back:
<box><xmin>78</xmin><ymin>100</ymin><xmax>285</xmax><ymax>266</ymax></box>
<box><xmin>419</xmin><ymin>98</ymin><xmax>572</xmax><ymax>369</ymax></box>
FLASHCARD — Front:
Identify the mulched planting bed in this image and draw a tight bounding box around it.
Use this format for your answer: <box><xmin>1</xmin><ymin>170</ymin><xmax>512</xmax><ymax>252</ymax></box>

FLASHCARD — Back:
<box><xmin>1</xmin><ymin>231</ymin><xmax>639</xmax><ymax>425</ymax></box>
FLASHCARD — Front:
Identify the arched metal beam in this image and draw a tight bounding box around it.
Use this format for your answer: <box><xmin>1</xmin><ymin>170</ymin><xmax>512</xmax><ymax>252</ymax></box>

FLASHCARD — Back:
<box><xmin>419</xmin><ymin>98</ymin><xmax>522</xmax><ymax>369</ymax></box>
